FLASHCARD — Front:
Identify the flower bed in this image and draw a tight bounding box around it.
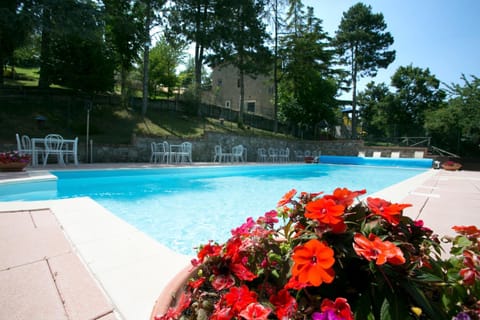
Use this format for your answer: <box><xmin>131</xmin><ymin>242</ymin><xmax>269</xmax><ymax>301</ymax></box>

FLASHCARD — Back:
<box><xmin>153</xmin><ymin>188</ymin><xmax>480</xmax><ymax>320</ymax></box>
<box><xmin>0</xmin><ymin>151</ymin><xmax>30</xmax><ymax>171</ymax></box>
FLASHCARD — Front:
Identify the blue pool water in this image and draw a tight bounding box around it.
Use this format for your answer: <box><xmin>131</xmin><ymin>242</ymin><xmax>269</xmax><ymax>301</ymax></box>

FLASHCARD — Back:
<box><xmin>0</xmin><ymin>164</ymin><xmax>428</xmax><ymax>255</ymax></box>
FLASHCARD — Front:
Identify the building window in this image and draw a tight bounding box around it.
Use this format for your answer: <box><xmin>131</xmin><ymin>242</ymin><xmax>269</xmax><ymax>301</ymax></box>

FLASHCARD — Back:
<box><xmin>246</xmin><ymin>101</ymin><xmax>256</xmax><ymax>113</ymax></box>
<box><xmin>225</xmin><ymin>100</ymin><xmax>231</xmax><ymax>108</ymax></box>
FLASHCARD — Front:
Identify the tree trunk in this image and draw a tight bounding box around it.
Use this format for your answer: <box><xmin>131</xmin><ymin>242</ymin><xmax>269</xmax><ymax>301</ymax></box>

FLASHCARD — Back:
<box><xmin>120</xmin><ymin>64</ymin><xmax>127</xmax><ymax>108</ymax></box>
<box><xmin>141</xmin><ymin>1</ymin><xmax>152</xmax><ymax>117</ymax></box>
<box><xmin>238</xmin><ymin>68</ymin><xmax>245</xmax><ymax>128</ymax></box>
<box><xmin>194</xmin><ymin>42</ymin><xmax>203</xmax><ymax>116</ymax></box>
<box><xmin>351</xmin><ymin>47</ymin><xmax>358</xmax><ymax>139</ymax></box>
<box><xmin>38</xmin><ymin>5</ymin><xmax>52</xmax><ymax>89</ymax></box>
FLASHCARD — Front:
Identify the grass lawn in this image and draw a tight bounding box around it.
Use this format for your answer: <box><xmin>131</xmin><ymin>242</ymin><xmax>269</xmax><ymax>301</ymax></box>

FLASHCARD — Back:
<box><xmin>1</xmin><ymin>68</ymin><xmax>289</xmax><ymax>145</ymax></box>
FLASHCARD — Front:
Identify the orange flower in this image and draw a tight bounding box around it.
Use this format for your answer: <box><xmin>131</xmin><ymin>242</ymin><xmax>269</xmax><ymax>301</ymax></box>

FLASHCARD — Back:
<box><xmin>353</xmin><ymin>233</ymin><xmax>405</xmax><ymax>265</ymax></box>
<box><xmin>367</xmin><ymin>197</ymin><xmax>412</xmax><ymax>225</ymax></box>
<box><xmin>305</xmin><ymin>198</ymin><xmax>345</xmax><ymax>226</ymax></box>
<box><xmin>453</xmin><ymin>225</ymin><xmax>480</xmax><ymax>238</ymax></box>
<box><xmin>291</xmin><ymin>239</ymin><xmax>335</xmax><ymax>286</ymax></box>
<box><xmin>277</xmin><ymin>189</ymin><xmax>297</xmax><ymax>207</ymax></box>
<box><xmin>324</xmin><ymin>188</ymin><xmax>366</xmax><ymax>207</ymax></box>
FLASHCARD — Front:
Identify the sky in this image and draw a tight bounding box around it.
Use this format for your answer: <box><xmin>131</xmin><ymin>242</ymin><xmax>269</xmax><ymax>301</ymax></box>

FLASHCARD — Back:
<box><xmin>302</xmin><ymin>0</ymin><xmax>480</xmax><ymax>96</ymax></box>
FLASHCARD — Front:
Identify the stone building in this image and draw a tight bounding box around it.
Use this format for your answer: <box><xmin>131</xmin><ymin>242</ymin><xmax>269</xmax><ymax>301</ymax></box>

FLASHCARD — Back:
<box><xmin>202</xmin><ymin>64</ymin><xmax>275</xmax><ymax>119</ymax></box>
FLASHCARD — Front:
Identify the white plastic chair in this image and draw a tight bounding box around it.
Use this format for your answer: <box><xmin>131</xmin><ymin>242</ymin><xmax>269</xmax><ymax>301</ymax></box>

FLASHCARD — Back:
<box><xmin>16</xmin><ymin>133</ymin><xmax>32</xmax><ymax>158</ymax></box>
<box><xmin>16</xmin><ymin>133</ymin><xmax>44</xmax><ymax>165</ymax></box>
<box><xmin>358</xmin><ymin>151</ymin><xmax>366</xmax><ymax>157</ymax></box>
<box><xmin>213</xmin><ymin>145</ymin><xmax>224</xmax><ymax>163</ymax></box>
<box><xmin>177</xmin><ymin>142</ymin><xmax>192</xmax><ymax>163</ymax></box>
<box><xmin>63</xmin><ymin>137</ymin><xmax>79</xmax><ymax>165</ymax></box>
<box><xmin>278</xmin><ymin>147</ymin><xmax>290</xmax><ymax>162</ymax></box>
<box><xmin>372</xmin><ymin>151</ymin><xmax>382</xmax><ymax>158</ymax></box>
<box><xmin>294</xmin><ymin>150</ymin><xmax>304</xmax><ymax>161</ymax></box>
<box><xmin>268</xmin><ymin>147</ymin><xmax>278</xmax><ymax>162</ymax></box>
<box><xmin>151</xmin><ymin>141</ymin><xmax>169</xmax><ymax>163</ymax></box>
<box><xmin>256</xmin><ymin>148</ymin><xmax>267</xmax><ymax>162</ymax></box>
<box><xmin>43</xmin><ymin>134</ymin><xmax>65</xmax><ymax>166</ymax></box>
<box><xmin>232</xmin><ymin>145</ymin><xmax>245</xmax><ymax>162</ymax></box>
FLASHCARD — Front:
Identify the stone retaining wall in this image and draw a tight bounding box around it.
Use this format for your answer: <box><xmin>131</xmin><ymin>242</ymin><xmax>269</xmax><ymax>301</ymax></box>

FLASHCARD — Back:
<box><xmin>86</xmin><ymin>132</ymin><xmax>428</xmax><ymax>163</ymax></box>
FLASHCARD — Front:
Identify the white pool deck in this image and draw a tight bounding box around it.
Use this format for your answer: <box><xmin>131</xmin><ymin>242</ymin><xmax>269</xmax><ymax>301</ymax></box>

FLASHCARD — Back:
<box><xmin>1</xmin><ymin>163</ymin><xmax>479</xmax><ymax>319</ymax></box>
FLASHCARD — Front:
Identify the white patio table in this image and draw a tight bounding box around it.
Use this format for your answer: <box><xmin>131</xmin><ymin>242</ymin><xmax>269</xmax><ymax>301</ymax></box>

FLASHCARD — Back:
<box><xmin>31</xmin><ymin>137</ymin><xmax>79</xmax><ymax>167</ymax></box>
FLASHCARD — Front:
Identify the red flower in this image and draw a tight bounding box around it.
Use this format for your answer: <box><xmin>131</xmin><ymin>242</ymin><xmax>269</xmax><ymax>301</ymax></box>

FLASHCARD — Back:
<box><xmin>291</xmin><ymin>239</ymin><xmax>335</xmax><ymax>286</ymax></box>
<box><xmin>278</xmin><ymin>189</ymin><xmax>297</xmax><ymax>207</ymax></box>
<box><xmin>270</xmin><ymin>289</ymin><xmax>298</xmax><ymax>319</ymax></box>
<box><xmin>232</xmin><ymin>217</ymin><xmax>256</xmax><ymax>237</ymax></box>
<box><xmin>155</xmin><ymin>292</ymin><xmax>191</xmax><ymax>320</ymax></box>
<box><xmin>211</xmin><ymin>304</ymin><xmax>233</xmax><ymax>320</ymax></box>
<box><xmin>324</xmin><ymin>188</ymin><xmax>366</xmax><ymax>207</ymax></box>
<box><xmin>238</xmin><ymin>302</ymin><xmax>271</xmax><ymax>320</ymax></box>
<box><xmin>319</xmin><ymin>297</ymin><xmax>354</xmax><ymax>320</ymax></box>
<box><xmin>188</xmin><ymin>277</ymin><xmax>205</xmax><ymax>289</ymax></box>
<box><xmin>212</xmin><ymin>274</ymin><xmax>236</xmax><ymax>291</ymax></box>
<box><xmin>353</xmin><ymin>233</ymin><xmax>405</xmax><ymax>265</ymax></box>
<box><xmin>230</xmin><ymin>263</ymin><xmax>257</xmax><ymax>281</ymax></box>
<box><xmin>305</xmin><ymin>198</ymin><xmax>345</xmax><ymax>226</ymax></box>
<box><xmin>224</xmin><ymin>285</ymin><xmax>258</xmax><ymax>313</ymax></box>
<box><xmin>194</xmin><ymin>241</ymin><xmax>222</xmax><ymax>264</ymax></box>
<box><xmin>459</xmin><ymin>250</ymin><xmax>480</xmax><ymax>286</ymax></box>
<box><xmin>367</xmin><ymin>197</ymin><xmax>411</xmax><ymax>225</ymax></box>
<box><xmin>257</xmin><ymin>210</ymin><xmax>279</xmax><ymax>225</ymax></box>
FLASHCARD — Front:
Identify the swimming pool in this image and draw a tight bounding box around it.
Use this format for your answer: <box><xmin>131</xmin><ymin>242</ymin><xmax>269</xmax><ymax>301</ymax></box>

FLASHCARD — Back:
<box><xmin>0</xmin><ymin>164</ymin><xmax>428</xmax><ymax>255</ymax></box>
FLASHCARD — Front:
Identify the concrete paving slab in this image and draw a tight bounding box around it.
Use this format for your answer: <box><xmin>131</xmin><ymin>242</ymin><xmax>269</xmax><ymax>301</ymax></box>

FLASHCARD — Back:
<box><xmin>0</xmin><ymin>260</ymin><xmax>68</xmax><ymax>320</ymax></box>
<box><xmin>0</xmin><ymin>223</ymin><xmax>71</xmax><ymax>270</ymax></box>
<box><xmin>48</xmin><ymin>252</ymin><xmax>114</xmax><ymax>320</ymax></box>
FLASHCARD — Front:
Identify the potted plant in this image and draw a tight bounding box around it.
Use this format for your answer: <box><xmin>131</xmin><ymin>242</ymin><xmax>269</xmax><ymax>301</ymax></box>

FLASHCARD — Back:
<box><xmin>153</xmin><ymin>188</ymin><xmax>480</xmax><ymax>320</ymax></box>
<box><xmin>441</xmin><ymin>160</ymin><xmax>462</xmax><ymax>171</ymax></box>
<box><xmin>0</xmin><ymin>151</ymin><xmax>31</xmax><ymax>171</ymax></box>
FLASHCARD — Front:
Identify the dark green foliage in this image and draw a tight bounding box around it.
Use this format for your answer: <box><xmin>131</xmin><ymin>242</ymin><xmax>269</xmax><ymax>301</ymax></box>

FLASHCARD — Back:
<box><xmin>38</xmin><ymin>0</ymin><xmax>115</xmax><ymax>93</ymax></box>
<box><xmin>334</xmin><ymin>3</ymin><xmax>395</xmax><ymax>138</ymax></box>
<box><xmin>278</xmin><ymin>4</ymin><xmax>339</xmax><ymax>138</ymax></box>
<box><xmin>425</xmin><ymin>75</ymin><xmax>480</xmax><ymax>156</ymax></box>
<box><xmin>0</xmin><ymin>0</ymin><xmax>36</xmax><ymax>85</ymax></box>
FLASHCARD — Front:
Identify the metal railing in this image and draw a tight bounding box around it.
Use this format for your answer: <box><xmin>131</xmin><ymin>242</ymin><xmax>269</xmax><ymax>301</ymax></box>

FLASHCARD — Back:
<box><xmin>430</xmin><ymin>145</ymin><xmax>460</xmax><ymax>158</ymax></box>
<box><xmin>400</xmin><ymin>137</ymin><xmax>431</xmax><ymax>147</ymax></box>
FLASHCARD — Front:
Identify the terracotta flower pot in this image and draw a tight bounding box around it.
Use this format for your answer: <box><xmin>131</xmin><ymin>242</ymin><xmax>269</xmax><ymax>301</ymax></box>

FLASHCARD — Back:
<box><xmin>441</xmin><ymin>163</ymin><xmax>462</xmax><ymax>171</ymax></box>
<box><xmin>0</xmin><ymin>162</ymin><xmax>28</xmax><ymax>172</ymax></box>
<box><xmin>150</xmin><ymin>265</ymin><xmax>194</xmax><ymax>320</ymax></box>
<box><xmin>304</xmin><ymin>156</ymin><xmax>314</xmax><ymax>163</ymax></box>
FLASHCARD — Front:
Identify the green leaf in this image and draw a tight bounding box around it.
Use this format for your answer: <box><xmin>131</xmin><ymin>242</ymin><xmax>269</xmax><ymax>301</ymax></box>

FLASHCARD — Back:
<box><xmin>400</xmin><ymin>281</ymin><xmax>449</xmax><ymax>320</ymax></box>
<box><xmin>354</xmin><ymin>293</ymin><xmax>375</xmax><ymax>320</ymax></box>
<box><xmin>380</xmin><ymin>298</ymin><xmax>393</xmax><ymax>320</ymax></box>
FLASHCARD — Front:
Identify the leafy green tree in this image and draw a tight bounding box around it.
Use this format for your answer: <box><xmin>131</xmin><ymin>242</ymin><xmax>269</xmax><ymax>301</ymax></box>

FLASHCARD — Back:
<box><xmin>37</xmin><ymin>0</ymin><xmax>115</xmax><ymax>92</ymax></box>
<box><xmin>167</xmin><ymin>0</ymin><xmax>216</xmax><ymax>103</ymax></box>
<box><xmin>263</xmin><ymin>0</ymin><xmax>288</xmax><ymax>132</ymax></box>
<box><xmin>136</xmin><ymin>0</ymin><xmax>166</xmax><ymax>116</ymax></box>
<box><xmin>425</xmin><ymin>75</ymin><xmax>480</xmax><ymax>155</ymax></box>
<box><xmin>278</xmin><ymin>3</ymin><xmax>338</xmax><ymax>138</ymax></box>
<box><xmin>208</xmin><ymin>0</ymin><xmax>272</xmax><ymax>127</ymax></box>
<box><xmin>0</xmin><ymin>0</ymin><xmax>35</xmax><ymax>86</ymax></box>
<box><xmin>149</xmin><ymin>37</ymin><xmax>185</xmax><ymax>98</ymax></box>
<box><xmin>391</xmin><ymin>65</ymin><xmax>445</xmax><ymax>136</ymax></box>
<box><xmin>103</xmin><ymin>0</ymin><xmax>144</xmax><ymax>106</ymax></box>
<box><xmin>334</xmin><ymin>2</ymin><xmax>395</xmax><ymax>138</ymax></box>
<box><xmin>358</xmin><ymin>81</ymin><xmax>397</xmax><ymax>138</ymax></box>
